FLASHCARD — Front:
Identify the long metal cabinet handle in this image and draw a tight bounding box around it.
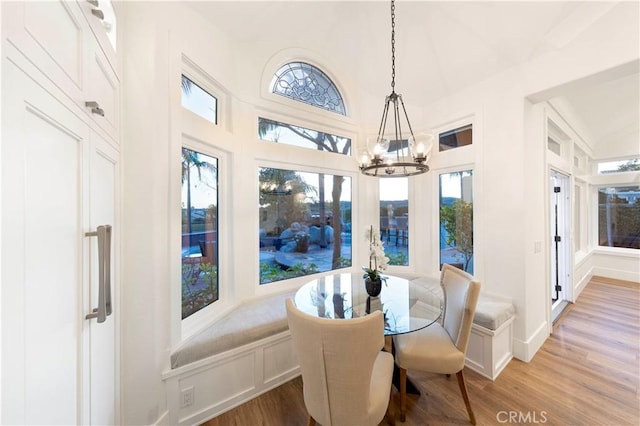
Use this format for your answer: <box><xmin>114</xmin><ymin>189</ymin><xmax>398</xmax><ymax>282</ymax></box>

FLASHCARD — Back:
<box><xmin>85</xmin><ymin>225</ymin><xmax>112</xmax><ymax>323</ymax></box>
<box><xmin>104</xmin><ymin>225</ymin><xmax>112</xmax><ymax>316</ymax></box>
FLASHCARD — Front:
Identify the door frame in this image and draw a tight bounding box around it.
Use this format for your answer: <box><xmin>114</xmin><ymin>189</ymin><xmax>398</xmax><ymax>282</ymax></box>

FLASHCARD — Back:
<box><xmin>548</xmin><ymin>168</ymin><xmax>573</xmax><ymax>325</ymax></box>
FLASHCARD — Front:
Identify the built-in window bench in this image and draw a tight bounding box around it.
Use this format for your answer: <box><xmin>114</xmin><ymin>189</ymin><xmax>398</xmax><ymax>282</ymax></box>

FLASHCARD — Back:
<box><xmin>162</xmin><ymin>278</ymin><xmax>515</xmax><ymax>425</ymax></box>
<box><xmin>162</xmin><ymin>291</ymin><xmax>300</xmax><ymax>426</ymax></box>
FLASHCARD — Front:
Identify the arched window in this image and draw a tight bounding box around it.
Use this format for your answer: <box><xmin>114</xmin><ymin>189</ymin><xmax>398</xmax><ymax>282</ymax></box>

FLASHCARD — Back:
<box><xmin>259</xmin><ymin>62</ymin><xmax>352</xmax><ymax>286</ymax></box>
<box><xmin>270</xmin><ymin>62</ymin><xmax>346</xmax><ymax>115</ymax></box>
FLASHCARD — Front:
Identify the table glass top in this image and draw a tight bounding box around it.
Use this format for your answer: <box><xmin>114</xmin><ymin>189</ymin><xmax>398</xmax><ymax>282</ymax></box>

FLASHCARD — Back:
<box><xmin>294</xmin><ymin>273</ymin><xmax>443</xmax><ymax>335</ymax></box>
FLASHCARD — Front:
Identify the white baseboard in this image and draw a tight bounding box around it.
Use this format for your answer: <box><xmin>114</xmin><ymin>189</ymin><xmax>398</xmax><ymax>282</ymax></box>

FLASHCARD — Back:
<box><xmin>592</xmin><ymin>266</ymin><xmax>640</xmax><ymax>283</ymax></box>
<box><xmin>153</xmin><ymin>410</ymin><xmax>170</xmax><ymax>426</ymax></box>
<box><xmin>574</xmin><ymin>269</ymin><xmax>593</xmax><ymax>299</ymax></box>
<box><xmin>512</xmin><ymin>320</ymin><xmax>549</xmax><ymax>363</ymax></box>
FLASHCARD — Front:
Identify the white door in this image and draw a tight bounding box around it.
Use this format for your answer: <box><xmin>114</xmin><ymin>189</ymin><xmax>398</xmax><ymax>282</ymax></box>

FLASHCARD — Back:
<box><xmin>1</xmin><ymin>55</ymin><xmax>119</xmax><ymax>425</ymax></box>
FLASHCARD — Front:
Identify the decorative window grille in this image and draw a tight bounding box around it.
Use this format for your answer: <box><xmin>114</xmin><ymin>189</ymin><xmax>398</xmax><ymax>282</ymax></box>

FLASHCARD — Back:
<box><xmin>270</xmin><ymin>62</ymin><xmax>346</xmax><ymax>115</ymax></box>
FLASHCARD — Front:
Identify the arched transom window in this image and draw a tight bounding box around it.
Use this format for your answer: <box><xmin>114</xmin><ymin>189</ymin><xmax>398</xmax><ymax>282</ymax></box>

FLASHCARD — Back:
<box><xmin>270</xmin><ymin>62</ymin><xmax>346</xmax><ymax>115</ymax></box>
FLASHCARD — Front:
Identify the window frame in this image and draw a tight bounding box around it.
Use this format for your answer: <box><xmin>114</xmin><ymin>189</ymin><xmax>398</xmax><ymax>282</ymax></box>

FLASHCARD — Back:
<box><xmin>181</xmin><ymin>56</ymin><xmax>230</xmax><ymax>132</ymax></box>
<box><xmin>179</xmin><ymin>138</ymin><xmax>230</xmax><ymax>339</ymax></box>
<box><xmin>596</xmin><ymin>157</ymin><xmax>640</xmax><ymax>175</ymax></box>
<box><xmin>170</xmin><ymin>56</ymin><xmax>235</xmax><ymax>343</ymax></box>
<box><xmin>595</xmin><ymin>184</ymin><xmax>640</xmax><ymax>250</ymax></box>
<box><xmin>379</xmin><ymin>178</ymin><xmax>410</xmax><ymax>267</ymax></box>
<box><xmin>181</xmin><ymin>74</ymin><xmax>219</xmax><ymax>125</ymax></box>
<box><xmin>439</xmin><ymin>124</ymin><xmax>473</xmax><ymax>152</ymax></box>
<box><xmin>261</xmin><ymin>52</ymin><xmax>354</xmax><ymax>128</ymax></box>
<box><xmin>269</xmin><ymin>61</ymin><xmax>347</xmax><ymax>116</ymax></box>
<box><xmin>437</xmin><ymin>168</ymin><xmax>475</xmax><ymax>274</ymax></box>
<box><xmin>257</xmin><ymin>116</ymin><xmax>352</xmax><ymax>157</ymax></box>
<box><xmin>180</xmin><ymin>146</ymin><xmax>220</xmax><ymax>319</ymax></box>
<box><xmin>257</xmin><ymin>165</ymin><xmax>354</xmax><ymax>286</ymax></box>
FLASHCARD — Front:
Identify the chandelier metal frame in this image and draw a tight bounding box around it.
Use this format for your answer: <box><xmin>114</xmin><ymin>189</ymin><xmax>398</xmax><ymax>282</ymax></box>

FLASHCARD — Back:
<box><xmin>360</xmin><ymin>0</ymin><xmax>430</xmax><ymax>178</ymax></box>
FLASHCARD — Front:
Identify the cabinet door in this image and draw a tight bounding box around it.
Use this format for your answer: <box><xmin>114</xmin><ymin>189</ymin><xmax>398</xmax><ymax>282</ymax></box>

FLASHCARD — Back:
<box><xmin>2</xmin><ymin>1</ymin><xmax>120</xmax><ymax>144</ymax></box>
<box><xmin>78</xmin><ymin>0</ymin><xmax>118</xmax><ymax>66</ymax></box>
<box><xmin>2</xmin><ymin>58</ymin><xmax>87</xmax><ymax>426</ymax></box>
<box><xmin>1</xmin><ymin>1</ymin><xmax>88</xmax><ymax>110</ymax></box>
<box><xmin>1</xmin><ymin>50</ymin><xmax>120</xmax><ymax>426</ymax></box>
<box><xmin>87</xmin><ymin>43</ymin><xmax>120</xmax><ymax>144</ymax></box>
<box><xmin>84</xmin><ymin>130</ymin><xmax>120</xmax><ymax>425</ymax></box>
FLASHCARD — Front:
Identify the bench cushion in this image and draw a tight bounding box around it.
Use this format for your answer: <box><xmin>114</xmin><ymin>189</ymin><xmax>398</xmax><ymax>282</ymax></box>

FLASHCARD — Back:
<box><xmin>170</xmin><ymin>291</ymin><xmax>294</xmax><ymax>369</ymax></box>
<box><xmin>409</xmin><ymin>276</ymin><xmax>515</xmax><ymax>331</ymax></box>
<box><xmin>472</xmin><ymin>293</ymin><xmax>516</xmax><ymax>330</ymax></box>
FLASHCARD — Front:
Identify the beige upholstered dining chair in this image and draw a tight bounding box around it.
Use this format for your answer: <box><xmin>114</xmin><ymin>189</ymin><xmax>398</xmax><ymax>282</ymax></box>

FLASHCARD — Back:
<box><xmin>285</xmin><ymin>298</ymin><xmax>395</xmax><ymax>426</ymax></box>
<box><xmin>393</xmin><ymin>264</ymin><xmax>481</xmax><ymax>424</ymax></box>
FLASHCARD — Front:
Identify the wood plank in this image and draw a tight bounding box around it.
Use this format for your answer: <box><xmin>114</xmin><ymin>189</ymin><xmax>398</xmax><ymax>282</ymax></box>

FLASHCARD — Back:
<box><xmin>203</xmin><ymin>278</ymin><xmax>640</xmax><ymax>426</ymax></box>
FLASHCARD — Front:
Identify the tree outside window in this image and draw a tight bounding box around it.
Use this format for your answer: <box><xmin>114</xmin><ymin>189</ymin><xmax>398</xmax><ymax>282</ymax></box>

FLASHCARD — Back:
<box><xmin>598</xmin><ymin>186</ymin><xmax>640</xmax><ymax>249</ymax></box>
<box><xmin>181</xmin><ymin>148</ymin><xmax>219</xmax><ymax>318</ymax></box>
<box><xmin>439</xmin><ymin>170</ymin><xmax>474</xmax><ymax>273</ymax></box>
<box><xmin>259</xmin><ymin>167</ymin><xmax>352</xmax><ymax>284</ymax></box>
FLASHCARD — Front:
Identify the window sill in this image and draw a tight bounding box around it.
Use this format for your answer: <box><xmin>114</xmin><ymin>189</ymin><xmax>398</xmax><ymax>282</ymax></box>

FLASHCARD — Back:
<box><xmin>592</xmin><ymin>246</ymin><xmax>640</xmax><ymax>258</ymax></box>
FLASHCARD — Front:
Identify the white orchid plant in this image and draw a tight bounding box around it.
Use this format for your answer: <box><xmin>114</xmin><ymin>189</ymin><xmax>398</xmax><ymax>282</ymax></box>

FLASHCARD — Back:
<box><xmin>363</xmin><ymin>225</ymin><xmax>389</xmax><ymax>282</ymax></box>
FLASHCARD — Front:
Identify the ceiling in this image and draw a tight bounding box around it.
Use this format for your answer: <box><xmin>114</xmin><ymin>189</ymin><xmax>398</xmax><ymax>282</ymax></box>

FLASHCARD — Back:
<box><xmin>188</xmin><ymin>1</ymin><xmax>639</xmax><ymax>156</ymax></box>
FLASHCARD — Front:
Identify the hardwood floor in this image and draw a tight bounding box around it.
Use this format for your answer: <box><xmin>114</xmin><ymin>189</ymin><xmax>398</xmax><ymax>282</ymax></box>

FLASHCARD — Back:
<box><xmin>203</xmin><ymin>276</ymin><xmax>639</xmax><ymax>426</ymax></box>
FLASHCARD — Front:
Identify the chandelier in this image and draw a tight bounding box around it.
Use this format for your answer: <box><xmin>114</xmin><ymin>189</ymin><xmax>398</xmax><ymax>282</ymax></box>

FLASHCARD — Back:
<box><xmin>359</xmin><ymin>0</ymin><xmax>432</xmax><ymax>177</ymax></box>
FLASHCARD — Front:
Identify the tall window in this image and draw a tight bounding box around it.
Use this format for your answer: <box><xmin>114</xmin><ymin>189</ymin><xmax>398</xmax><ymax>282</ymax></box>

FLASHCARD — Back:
<box><xmin>380</xmin><ymin>178</ymin><xmax>409</xmax><ymax>266</ymax></box>
<box><xmin>270</xmin><ymin>62</ymin><xmax>346</xmax><ymax>115</ymax></box>
<box><xmin>181</xmin><ymin>148</ymin><xmax>219</xmax><ymax>319</ymax></box>
<box><xmin>259</xmin><ymin>167</ymin><xmax>352</xmax><ymax>284</ymax></box>
<box><xmin>439</xmin><ymin>170</ymin><xmax>474</xmax><ymax>273</ymax></box>
<box><xmin>598</xmin><ymin>186</ymin><xmax>640</xmax><ymax>249</ymax></box>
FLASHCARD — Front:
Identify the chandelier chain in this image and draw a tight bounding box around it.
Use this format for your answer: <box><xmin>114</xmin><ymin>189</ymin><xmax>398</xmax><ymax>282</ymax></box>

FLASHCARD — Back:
<box><xmin>391</xmin><ymin>0</ymin><xmax>395</xmax><ymax>91</ymax></box>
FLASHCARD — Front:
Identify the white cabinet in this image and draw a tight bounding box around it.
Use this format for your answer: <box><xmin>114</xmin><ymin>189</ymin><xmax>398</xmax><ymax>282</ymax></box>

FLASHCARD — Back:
<box><xmin>2</xmin><ymin>0</ymin><xmax>120</xmax><ymax>144</ymax></box>
<box><xmin>1</xmin><ymin>1</ymin><xmax>120</xmax><ymax>424</ymax></box>
<box><xmin>87</xmin><ymin>41</ymin><xmax>120</xmax><ymax>143</ymax></box>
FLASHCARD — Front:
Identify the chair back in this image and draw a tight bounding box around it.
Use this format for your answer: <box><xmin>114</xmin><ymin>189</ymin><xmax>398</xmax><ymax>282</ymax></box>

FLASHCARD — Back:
<box><xmin>285</xmin><ymin>298</ymin><xmax>386</xmax><ymax>426</ymax></box>
<box><xmin>440</xmin><ymin>264</ymin><xmax>481</xmax><ymax>354</ymax></box>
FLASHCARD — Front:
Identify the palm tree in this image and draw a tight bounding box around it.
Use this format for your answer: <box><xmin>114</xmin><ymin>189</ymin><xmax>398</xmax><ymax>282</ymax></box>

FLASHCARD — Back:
<box><xmin>182</xmin><ymin>148</ymin><xmax>217</xmax><ymax>237</ymax></box>
<box><xmin>181</xmin><ymin>75</ymin><xmax>192</xmax><ymax>95</ymax></box>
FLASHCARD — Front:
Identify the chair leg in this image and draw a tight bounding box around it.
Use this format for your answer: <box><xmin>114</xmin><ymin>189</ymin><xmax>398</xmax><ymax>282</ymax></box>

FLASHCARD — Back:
<box><xmin>399</xmin><ymin>368</ymin><xmax>407</xmax><ymax>422</ymax></box>
<box><xmin>307</xmin><ymin>415</ymin><xmax>316</xmax><ymax>426</ymax></box>
<box><xmin>455</xmin><ymin>371</ymin><xmax>476</xmax><ymax>425</ymax></box>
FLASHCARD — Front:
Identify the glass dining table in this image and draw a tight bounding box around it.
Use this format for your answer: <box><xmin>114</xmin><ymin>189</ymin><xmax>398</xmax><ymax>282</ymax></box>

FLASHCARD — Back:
<box><xmin>294</xmin><ymin>272</ymin><xmax>443</xmax><ymax>394</ymax></box>
<box><xmin>294</xmin><ymin>272</ymin><xmax>443</xmax><ymax>336</ymax></box>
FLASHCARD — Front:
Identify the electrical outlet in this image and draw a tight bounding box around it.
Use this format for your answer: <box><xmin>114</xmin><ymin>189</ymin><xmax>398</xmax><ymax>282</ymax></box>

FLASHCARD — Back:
<box><xmin>181</xmin><ymin>386</ymin><xmax>194</xmax><ymax>408</ymax></box>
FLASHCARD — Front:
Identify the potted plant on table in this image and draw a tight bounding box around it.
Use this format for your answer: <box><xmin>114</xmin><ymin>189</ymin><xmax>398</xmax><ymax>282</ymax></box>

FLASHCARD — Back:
<box><xmin>362</xmin><ymin>225</ymin><xmax>389</xmax><ymax>297</ymax></box>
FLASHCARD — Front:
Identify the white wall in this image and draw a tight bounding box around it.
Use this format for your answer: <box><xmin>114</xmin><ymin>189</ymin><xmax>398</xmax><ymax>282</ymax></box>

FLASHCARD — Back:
<box><xmin>118</xmin><ymin>2</ymin><xmax>639</xmax><ymax>423</ymax></box>
<box><xmin>120</xmin><ymin>3</ymin><xmax>239</xmax><ymax>423</ymax></box>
